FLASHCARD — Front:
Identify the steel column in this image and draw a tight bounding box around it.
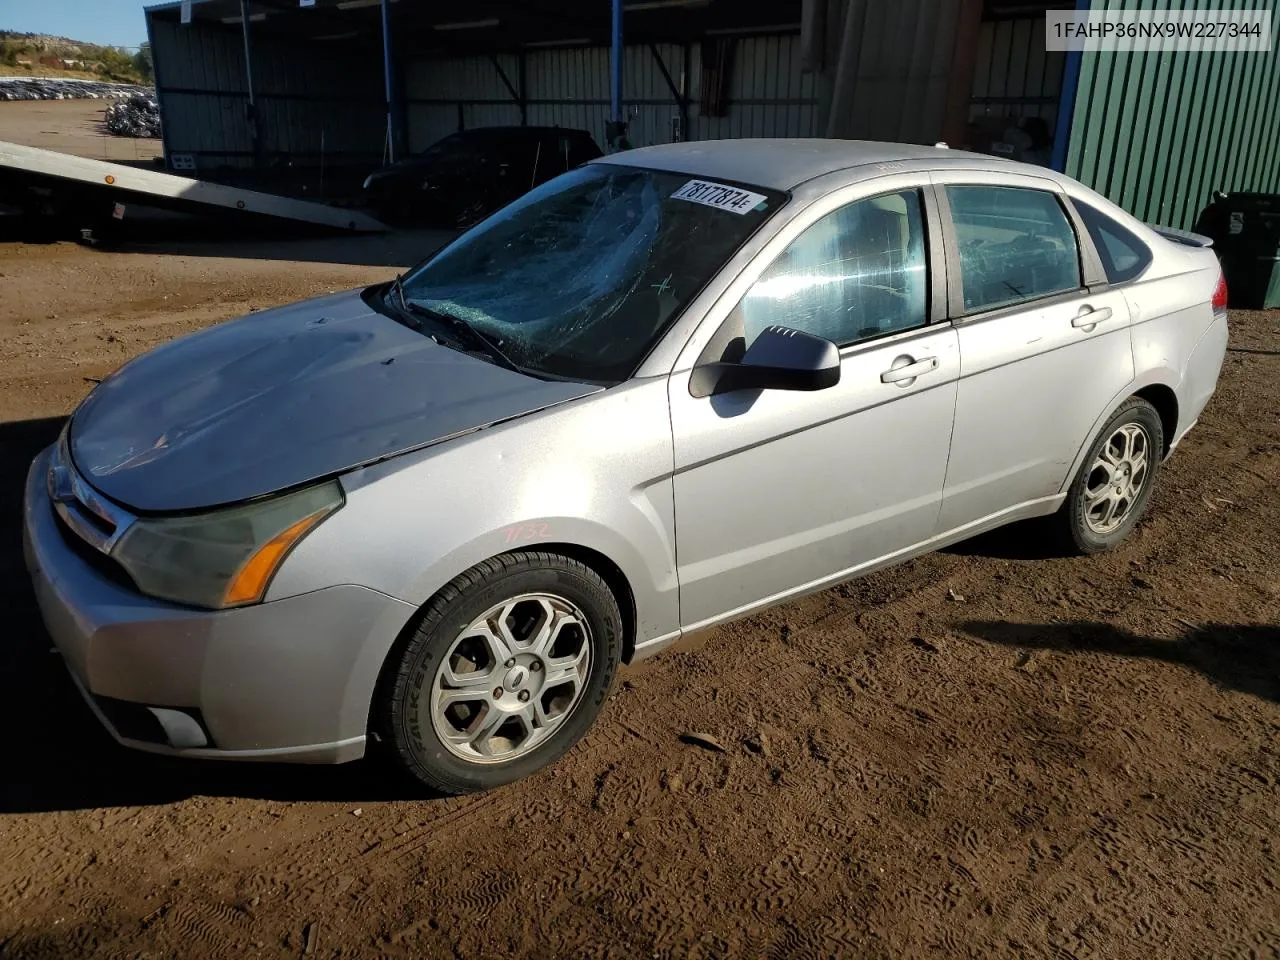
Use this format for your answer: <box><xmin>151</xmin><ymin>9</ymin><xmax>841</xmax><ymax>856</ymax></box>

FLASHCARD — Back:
<box><xmin>381</xmin><ymin>0</ymin><xmax>397</xmax><ymax>163</ymax></box>
<box><xmin>649</xmin><ymin>43</ymin><xmax>688</xmax><ymax>142</ymax></box>
<box><xmin>1050</xmin><ymin>0</ymin><xmax>1090</xmax><ymax>173</ymax></box>
<box><xmin>610</xmin><ymin>0</ymin><xmax>624</xmax><ymax>124</ymax></box>
<box><xmin>239</xmin><ymin>0</ymin><xmax>261</xmax><ymax>168</ymax></box>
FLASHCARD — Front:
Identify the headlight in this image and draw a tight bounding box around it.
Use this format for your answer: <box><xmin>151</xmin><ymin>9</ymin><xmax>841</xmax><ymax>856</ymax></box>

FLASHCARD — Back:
<box><xmin>362</xmin><ymin>174</ymin><xmax>375</xmax><ymax>190</ymax></box>
<box><xmin>111</xmin><ymin>481</ymin><xmax>343</xmax><ymax>609</ymax></box>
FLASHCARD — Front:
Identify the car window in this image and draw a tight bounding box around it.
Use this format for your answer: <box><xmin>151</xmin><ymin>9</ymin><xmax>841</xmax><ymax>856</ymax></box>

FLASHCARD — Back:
<box><xmin>1074</xmin><ymin>200</ymin><xmax>1152</xmax><ymax>284</ymax></box>
<box><xmin>738</xmin><ymin>189</ymin><xmax>929</xmax><ymax>349</ymax></box>
<box><xmin>946</xmin><ymin>185</ymin><xmax>1082</xmax><ymax>313</ymax></box>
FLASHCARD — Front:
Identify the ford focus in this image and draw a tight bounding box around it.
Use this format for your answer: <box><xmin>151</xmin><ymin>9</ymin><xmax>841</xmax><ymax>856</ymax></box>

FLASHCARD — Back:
<box><xmin>23</xmin><ymin>139</ymin><xmax>1229</xmax><ymax>793</ymax></box>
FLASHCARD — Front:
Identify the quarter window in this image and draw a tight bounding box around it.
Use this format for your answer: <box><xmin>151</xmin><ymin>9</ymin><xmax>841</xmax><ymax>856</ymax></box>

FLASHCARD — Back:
<box><xmin>946</xmin><ymin>185</ymin><xmax>1082</xmax><ymax>313</ymax></box>
<box><xmin>738</xmin><ymin>190</ymin><xmax>929</xmax><ymax>349</ymax></box>
<box><xmin>1074</xmin><ymin>200</ymin><xmax>1152</xmax><ymax>283</ymax></box>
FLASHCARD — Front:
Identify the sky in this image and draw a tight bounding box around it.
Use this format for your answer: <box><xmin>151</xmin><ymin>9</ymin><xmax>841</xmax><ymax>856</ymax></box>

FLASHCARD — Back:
<box><xmin>2</xmin><ymin>0</ymin><xmax>151</xmax><ymax>49</ymax></box>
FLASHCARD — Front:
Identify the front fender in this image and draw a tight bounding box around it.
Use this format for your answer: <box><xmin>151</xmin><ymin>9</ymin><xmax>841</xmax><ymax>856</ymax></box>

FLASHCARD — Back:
<box><xmin>268</xmin><ymin>379</ymin><xmax>680</xmax><ymax>648</ymax></box>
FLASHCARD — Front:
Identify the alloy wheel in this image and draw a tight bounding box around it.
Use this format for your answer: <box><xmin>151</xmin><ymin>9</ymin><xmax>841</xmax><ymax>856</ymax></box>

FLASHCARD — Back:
<box><xmin>428</xmin><ymin>593</ymin><xmax>593</xmax><ymax>764</ymax></box>
<box><xmin>1083</xmin><ymin>422</ymin><xmax>1151</xmax><ymax>535</ymax></box>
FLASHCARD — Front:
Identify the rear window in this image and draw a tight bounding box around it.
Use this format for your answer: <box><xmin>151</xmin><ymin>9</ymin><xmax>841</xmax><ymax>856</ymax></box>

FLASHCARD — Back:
<box><xmin>1074</xmin><ymin>201</ymin><xmax>1152</xmax><ymax>284</ymax></box>
<box><xmin>946</xmin><ymin>185</ymin><xmax>1082</xmax><ymax>313</ymax></box>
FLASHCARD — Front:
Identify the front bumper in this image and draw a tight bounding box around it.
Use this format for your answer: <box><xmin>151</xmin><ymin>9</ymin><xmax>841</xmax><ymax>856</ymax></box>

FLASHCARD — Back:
<box><xmin>22</xmin><ymin>448</ymin><xmax>416</xmax><ymax>763</ymax></box>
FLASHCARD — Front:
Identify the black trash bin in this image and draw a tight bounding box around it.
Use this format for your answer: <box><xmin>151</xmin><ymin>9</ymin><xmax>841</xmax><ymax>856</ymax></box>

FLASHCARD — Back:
<box><xmin>1194</xmin><ymin>192</ymin><xmax>1280</xmax><ymax>309</ymax></box>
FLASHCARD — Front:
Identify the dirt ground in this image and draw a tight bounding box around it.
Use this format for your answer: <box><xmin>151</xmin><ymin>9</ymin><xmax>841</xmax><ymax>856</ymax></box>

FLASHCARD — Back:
<box><xmin>0</xmin><ymin>236</ymin><xmax>1277</xmax><ymax>960</ymax></box>
<box><xmin>0</xmin><ymin>100</ymin><xmax>162</xmax><ymax>164</ymax></box>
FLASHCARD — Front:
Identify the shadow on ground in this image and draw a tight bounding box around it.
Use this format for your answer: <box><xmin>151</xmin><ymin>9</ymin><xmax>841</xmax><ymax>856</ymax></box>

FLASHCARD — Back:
<box><xmin>963</xmin><ymin>619</ymin><xmax>1280</xmax><ymax>705</ymax></box>
<box><xmin>0</xmin><ymin>417</ymin><xmax>422</xmax><ymax>813</ymax></box>
<box><xmin>942</xmin><ymin>515</ymin><xmax>1066</xmax><ymax>561</ymax></box>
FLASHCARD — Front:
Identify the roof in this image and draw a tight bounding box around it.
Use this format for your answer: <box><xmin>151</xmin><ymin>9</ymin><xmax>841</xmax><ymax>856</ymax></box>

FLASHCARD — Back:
<box><xmin>593</xmin><ymin>138</ymin><xmax>997</xmax><ymax>191</ymax></box>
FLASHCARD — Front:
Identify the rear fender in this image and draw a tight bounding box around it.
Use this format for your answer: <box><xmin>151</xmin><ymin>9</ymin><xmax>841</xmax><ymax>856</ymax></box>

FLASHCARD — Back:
<box><xmin>1057</xmin><ymin>369</ymin><xmax>1182</xmax><ymax>494</ymax></box>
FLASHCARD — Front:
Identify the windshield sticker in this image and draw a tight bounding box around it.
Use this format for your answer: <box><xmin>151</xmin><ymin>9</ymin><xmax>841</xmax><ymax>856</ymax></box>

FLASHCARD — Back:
<box><xmin>670</xmin><ymin>179</ymin><xmax>768</xmax><ymax>215</ymax></box>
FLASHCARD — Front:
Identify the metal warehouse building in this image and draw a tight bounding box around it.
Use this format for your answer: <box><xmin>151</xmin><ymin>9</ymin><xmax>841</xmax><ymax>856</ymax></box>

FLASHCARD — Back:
<box><xmin>144</xmin><ymin>0</ymin><xmax>1279</xmax><ymax>229</ymax></box>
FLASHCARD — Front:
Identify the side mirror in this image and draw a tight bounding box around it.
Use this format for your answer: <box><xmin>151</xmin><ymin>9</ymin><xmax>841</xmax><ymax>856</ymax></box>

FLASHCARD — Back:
<box><xmin>689</xmin><ymin>325</ymin><xmax>841</xmax><ymax>398</ymax></box>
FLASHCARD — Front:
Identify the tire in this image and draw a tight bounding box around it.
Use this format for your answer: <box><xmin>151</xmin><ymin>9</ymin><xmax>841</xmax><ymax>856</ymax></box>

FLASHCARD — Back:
<box><xmin>375</xmin><ymin>551</ymin><xmax>622</xmax><ymax>795</ymax></box>
<box><xmin>1057</xmin><ymin>397</ymin><xmax>1164</xmax><ymax>554</ymax></box>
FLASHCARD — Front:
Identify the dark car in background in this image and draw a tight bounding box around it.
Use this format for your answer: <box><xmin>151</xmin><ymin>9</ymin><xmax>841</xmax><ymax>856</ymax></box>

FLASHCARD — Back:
<box><xmin>361</xmin><ymin>126</ymin><xmax>603</xmax><ymax>228</ymax></box>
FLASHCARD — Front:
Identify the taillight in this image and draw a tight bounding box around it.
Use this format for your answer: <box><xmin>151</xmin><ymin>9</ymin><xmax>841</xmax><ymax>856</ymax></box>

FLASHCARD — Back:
<box><xmin>1211</xmin><ymin>271</ymin><xmax>1229</xmax><ymax>314</ymax></box>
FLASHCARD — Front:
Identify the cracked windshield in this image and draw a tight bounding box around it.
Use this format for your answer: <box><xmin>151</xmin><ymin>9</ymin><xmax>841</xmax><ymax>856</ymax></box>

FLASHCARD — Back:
<box><xmin>400</xmin><ymin>164</ymin><xmax>783</xmax><ymax>383</ymax></box>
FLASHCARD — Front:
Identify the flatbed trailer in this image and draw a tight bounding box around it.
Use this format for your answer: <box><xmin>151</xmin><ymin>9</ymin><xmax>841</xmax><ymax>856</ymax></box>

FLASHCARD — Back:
<box><xmin>0</xmin><ymin>139</ymin><xmax>387</xmax><ymax>233</ymax></box>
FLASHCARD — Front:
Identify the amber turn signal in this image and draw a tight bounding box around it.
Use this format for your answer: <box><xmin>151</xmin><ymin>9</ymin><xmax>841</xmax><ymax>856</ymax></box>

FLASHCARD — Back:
<box><xmin>222</xmin><ymin>509</ymin><xmax>331</xmax><ymax>606</ymax></box>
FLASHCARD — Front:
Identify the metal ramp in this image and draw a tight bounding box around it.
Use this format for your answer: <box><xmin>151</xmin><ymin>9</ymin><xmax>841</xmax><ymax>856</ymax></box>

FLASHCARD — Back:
<box><xmin>0</xmin><ymin>140</ymin><xmax>388</xmax><ymax>233</ymax></box>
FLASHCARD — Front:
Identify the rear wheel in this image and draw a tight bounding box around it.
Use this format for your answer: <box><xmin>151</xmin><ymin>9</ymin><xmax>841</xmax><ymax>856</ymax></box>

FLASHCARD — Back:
<box><xmin>376</xmin><ymin>552</ymin><xmax>622</xmax><ymax>794</ymax></box>
<box><xmin>1057</xmin><ymin>397</ymin><xmax>1164</xmax><ymax>554</ymax></box>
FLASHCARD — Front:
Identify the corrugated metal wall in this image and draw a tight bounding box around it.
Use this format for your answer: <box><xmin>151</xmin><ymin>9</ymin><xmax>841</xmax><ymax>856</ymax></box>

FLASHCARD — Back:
<box><xmin>150</xmin><ymin>16</ymin><xmax>384</xmax><ymax>171</ymax></box>
<box><xmin>405</xmin><ymin>35</ymin><xmax>819</xmax><ymax>153</ymax></box>
<box><xmin>1065</xmin><ymin>0</ymin><xmax>1280</xmax><ymax>229</ymax></box>
<box><xmin>969</xmin><ymin>17</ymin><xmax>1066</xmax><ymax>131</ymax></box>
<box><xmin>818</xmin><ymin>0</ymin><xmax>975</xmax><ymax>144</ymax></box>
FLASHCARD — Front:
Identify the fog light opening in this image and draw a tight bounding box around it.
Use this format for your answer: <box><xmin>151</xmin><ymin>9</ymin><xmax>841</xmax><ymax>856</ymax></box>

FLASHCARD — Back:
<box><xmin>146</xmin><ymin>708</ymin><xmax>209</xmax><ymax>749</ymax></box>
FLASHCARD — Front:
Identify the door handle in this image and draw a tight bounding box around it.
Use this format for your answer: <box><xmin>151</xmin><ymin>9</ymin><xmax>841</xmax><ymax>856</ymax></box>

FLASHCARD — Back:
<box><xmin>1071</xmin><ymin>305</ymin><xmax>1113</xmax><ymax>328</ymax></box>
<box><xmin>880</xmin><ymin>356</ymin><xmax>939</xmax><ymax>384</ymax></box>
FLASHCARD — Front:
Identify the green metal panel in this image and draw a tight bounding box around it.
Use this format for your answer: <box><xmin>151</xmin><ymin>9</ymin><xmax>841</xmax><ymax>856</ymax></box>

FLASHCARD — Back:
<box><xmin>1106</xmin><ymin>28</ymin><xmax>1152</xmax><ymax>208</ymax></box>
<box><xmin>1219</xmin><ymin>34</ymin><xmax>1267</xmax><ymax>191</ymax></box>
<box><xmin>1117</xmin><ymin>42</ymin><xmax>1166</xmax><ymax>213</ymax></box>
<box><xmin>1230</xmin><ymin>23</ymin><xmax>1273</xmax><ymax>189</ymax></box>
<box><xmin>1258</xmin><ymin>40</ymin><xmax>1280</xmax><ymax>190</ymax></box>
<box><xmin>1065</xmin><ymin>0</ymin><xmax>1280</xmax><ymax>229</ymax></box>
<box><xmin>1172</xmin><ymin>28</ymin><xmax>1233</xmax><ymax>227</ymax></box>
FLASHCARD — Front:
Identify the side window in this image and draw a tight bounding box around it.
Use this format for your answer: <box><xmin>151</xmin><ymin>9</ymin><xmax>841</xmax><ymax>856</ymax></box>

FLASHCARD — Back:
<box><xmin>946</xmin><ymin>185</ymin><xmax>1082</xmax><ymax>314</ymax></box>
<box><xmin>738</xmin><ymin>189</ymin><xmax>929</xmax><ymax>349</ymax></box>
<box><xmin>1074</xmin><ymin>200</ymin><xmax>1152</xmax><ymax>284</ymax></box>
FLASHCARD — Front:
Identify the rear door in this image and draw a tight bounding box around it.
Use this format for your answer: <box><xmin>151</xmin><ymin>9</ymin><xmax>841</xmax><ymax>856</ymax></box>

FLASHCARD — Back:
<box><xmin>930</xmin><ymin>170</ymin><xmax>1134</xmax><ymax>533</ymax></box>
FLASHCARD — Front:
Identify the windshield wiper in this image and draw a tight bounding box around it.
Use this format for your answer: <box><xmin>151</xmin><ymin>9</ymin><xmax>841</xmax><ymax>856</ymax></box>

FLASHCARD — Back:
<box><xmin>385</xmin><ymin>273</ymin><xmax>421</xmax><ymax>328</ymax></box>
<box><xmin>390</xmin><ymin>272</ymin><xmax>410</xmax><ymax>315</ymax></box>
<box><xmin>395</xmin><ymin>292</ymin><xmax>522</xmax><ymax>375</ymax></box>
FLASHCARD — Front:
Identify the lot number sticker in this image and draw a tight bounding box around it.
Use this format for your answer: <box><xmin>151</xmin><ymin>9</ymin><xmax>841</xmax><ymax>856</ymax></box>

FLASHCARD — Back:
<box><xmin>671</xmin><ymin>179</ymin><xmax>767</xmax><ymax>215</ymax></box>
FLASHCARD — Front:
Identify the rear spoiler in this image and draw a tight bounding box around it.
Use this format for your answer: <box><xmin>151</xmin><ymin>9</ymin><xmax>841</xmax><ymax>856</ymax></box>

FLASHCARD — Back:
<box><xmin>1147</xmin><ymin>224</ymin><xmax>1214</xmax><ymax>248</ymax></box>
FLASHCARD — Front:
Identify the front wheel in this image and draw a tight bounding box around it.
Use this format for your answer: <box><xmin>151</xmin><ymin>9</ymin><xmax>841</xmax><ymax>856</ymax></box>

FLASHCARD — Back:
<box><xmin>375</xmin><ymin>552</ymin><xmax>622</xmax><ymax>794</ymax></box>
<box><xmin>1057</xmin><ymin>397</ymin><xmax>1164</xmax><ymax>554</ymax></box>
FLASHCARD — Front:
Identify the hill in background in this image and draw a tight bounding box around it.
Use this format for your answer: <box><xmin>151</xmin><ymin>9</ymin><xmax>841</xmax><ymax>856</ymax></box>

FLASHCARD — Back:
<box><xmin>0</xmin><ymin>31</ymin><xmax>151</xmax><ymax>84</ymax></box>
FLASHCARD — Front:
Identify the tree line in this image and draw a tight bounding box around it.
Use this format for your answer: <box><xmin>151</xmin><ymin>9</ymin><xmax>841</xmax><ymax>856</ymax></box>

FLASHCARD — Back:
<box><xmin>0</xmin><ymin>32</ymin><xmax>153</xmax><ymax>84</ymax></box>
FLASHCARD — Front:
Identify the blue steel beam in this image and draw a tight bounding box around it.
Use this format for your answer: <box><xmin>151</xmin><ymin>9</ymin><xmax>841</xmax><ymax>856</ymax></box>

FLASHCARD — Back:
<box><xmin>611</xmin><ymin>0</ymin><xmax>623</xmax><ymax>123</ymax></box>
<box><xmin>1050</xmin><ymin>0</ymin><xmax>1091</xmax><ymax>173</ymax></box>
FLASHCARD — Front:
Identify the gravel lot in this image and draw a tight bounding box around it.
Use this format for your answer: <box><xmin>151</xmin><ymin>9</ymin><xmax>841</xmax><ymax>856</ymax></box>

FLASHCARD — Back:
<box><xmin>0</xmin><ymin>99</ymin><xmax>161</xmax><ymax>164</ymax></box>
<box><xmin>0</xmin><ymin>237</ymin><xmax>1277</xmax><ymax>959</ymax></box>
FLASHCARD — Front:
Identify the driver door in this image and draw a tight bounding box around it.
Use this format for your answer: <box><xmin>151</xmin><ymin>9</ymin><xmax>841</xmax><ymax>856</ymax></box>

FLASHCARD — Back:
<box><xmin>668</xmin><ymin>179</ymin><xmax>960</xmax><ymax>629</ymax></box>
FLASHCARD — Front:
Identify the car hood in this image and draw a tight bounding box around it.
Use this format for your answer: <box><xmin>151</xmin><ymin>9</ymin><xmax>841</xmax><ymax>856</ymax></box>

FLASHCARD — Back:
<box><xmin>69</xmin><ymin>289</ymin><xmax>601</xmax><ymax>512</ymax></box>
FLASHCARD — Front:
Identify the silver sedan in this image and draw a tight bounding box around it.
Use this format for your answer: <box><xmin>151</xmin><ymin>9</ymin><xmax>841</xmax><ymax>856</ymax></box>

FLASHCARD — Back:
<box><xmin>23</xmin><ymin>140</ymin><xmax>1229</xmax><ymax>793</ymax></box>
